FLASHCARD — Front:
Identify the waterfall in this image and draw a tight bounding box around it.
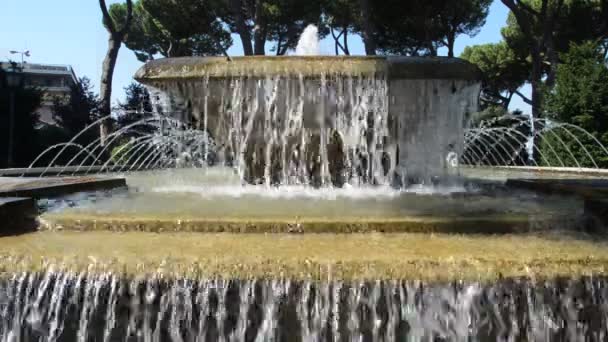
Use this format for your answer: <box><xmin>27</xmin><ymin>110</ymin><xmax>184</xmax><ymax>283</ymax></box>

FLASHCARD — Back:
<box><xmin>149</xmin><ymin>74</ymin><xmax>392</xmax><ymax>187</ymax></box>
<box><xmin>2</xmin><ymin>273</ymin><xmax>607</xmax><ymax>341</ymax></box>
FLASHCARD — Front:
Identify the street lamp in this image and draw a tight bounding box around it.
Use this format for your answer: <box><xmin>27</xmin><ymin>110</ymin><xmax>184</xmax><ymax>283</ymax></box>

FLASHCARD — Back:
<box><xmin>5</xmin><ymin>67</ymin><xmax>23</xmax><ymax>168</ymax></box>
<box><xmin>9</xmin><ymin>50</ymin><xmax>30</xmax><ymax>64</ymax></box>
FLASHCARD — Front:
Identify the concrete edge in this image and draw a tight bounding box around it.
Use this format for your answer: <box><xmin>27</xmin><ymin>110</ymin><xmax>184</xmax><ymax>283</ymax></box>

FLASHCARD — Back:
<box><xmin>0</xmin><ymin>178</ymin><xmax>127</xmax><ymax>199</ymax></box>
<box><xmin>39</xmin><ymin>214</ymin><xmax>578</xmax><ymax>234</ymax></box>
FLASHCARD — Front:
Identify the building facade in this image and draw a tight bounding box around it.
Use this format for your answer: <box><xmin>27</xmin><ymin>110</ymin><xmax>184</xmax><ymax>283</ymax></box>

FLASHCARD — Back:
<box><xmin>1</xmin><ymin>62</ymin><xmax>78</xmax><ymax>125</ymax></box>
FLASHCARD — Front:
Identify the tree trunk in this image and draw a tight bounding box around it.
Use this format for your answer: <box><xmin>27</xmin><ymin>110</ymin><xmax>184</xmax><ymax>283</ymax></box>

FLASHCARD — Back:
<box><xmin>330</xmin><ymin>28</ymin><xmax>345</xmax><ymax>55</ymax></box>
<box><xmin>253</xmin><ymin>1</ymin><xmax>266</xmax><ymax>55</ymax></box>
<box><xmin>500</xmin><ymin>0</ymin><xmax>561</xmax><ymax>118</ymax></box>
<box><xmin>230</xmin><ymin>0</ymin><xmax>253</xmax><ymax>55</ymax></box>
<box><xmin>99</xmin><ymin>35</ymin><xmax>121</xmax><ymax>146</ymax></box>
<box><xmin>334</xmin><ymin>32</ymin><xmax>340</xmax><ymax>55</ymax></box>
<box><xmin>343</xmin><ymin>27</ymin><xmax>350</xmax><ymax>55</ymax></box>
<box><xmin>505</xmin><ymin>92</ymin><xmax>515</xmax><ymax>110</ymax></box>
<box><xmin>545</xmin><ymin>44</ymin><xmax>559</xmax><ymax>88</ymax></box>
<box><xmin>530</xmin><ymin>47</ymin><xmax>543</xmax><ymax>118</ymax></box>
<box><xmin>99</xmin><ymin>0</ymin><xmax>132</xmax><ymax>146</ymax></box>
<box><xmin>253</xmin><ymin>29</ymin><xmax>266</xmax><ymax>55</ymax></box>
<box><xmin>276</xmin><ymin>31</ymin><xmax>284</xmax><ymax>56</ymax></box>
<box><xmin>428</xmin><ymin>42</ymin><xmax>438</xmax><ymax>57</ymax></box>
<box><xmin>358</xmin><ymin>0</ymin><xmax>376</xmax><ymax>55</ymax></box>
<box><xmin>447</xmin><ymin>30</ymin><xmax>456</xmax><ymax>58</ymax></box>
<box><xmin>278</xmin><ymin>26</ymin><xmax>298</xmax><ymax>55</ymax></box>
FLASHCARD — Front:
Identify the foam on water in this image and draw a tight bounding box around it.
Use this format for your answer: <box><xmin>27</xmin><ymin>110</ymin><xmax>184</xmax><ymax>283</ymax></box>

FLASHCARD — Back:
<box><xmin>151</xmin><ymin>183</ymin><xmax>468</xmax><ymax>200</ymax></box>
<box><xmin>121</xmin><ymin>168</ymin><xmax>469</xmax><ymax>200</ymax></box>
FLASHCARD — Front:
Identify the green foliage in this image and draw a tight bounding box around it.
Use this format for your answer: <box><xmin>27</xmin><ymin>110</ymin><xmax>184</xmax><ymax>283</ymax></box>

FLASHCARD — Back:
<box><xmin>373</xmin><ymin>0</ymin><xmax>444</xmax><ymax>56</ymax></box>
<box><xmin>121</xmin><ymin>82</ymin><xmax>152</xmax><ymax>113</ymax></box>
<box><xmin>461</xmin><ymin>42</ymin><xmax>529</xmax><ymax>109</ymax></box>
<box><xmin>220</xmin><ymin>0</ymin><xmax>327</xmax><ymax>55</ymax></box>
<box><xmin>541</xmin><ymin>41</ymin><xmax>608</xmax><ymax>167</ymax></box>
<box><xmin>111</xmin><ymin>0</ymin><xmax>232</xmax><ymax>62</ymax></box>
<box><xmin>0</xmin><ymin>66</ymin><xmax>43</xmax><ymax>168</ymax></box>
<box><xmin>435</xmin><ymin>0</ymin><xmax>492</xmax><ymax>56</ymax></box>
<box><xmin>373</xmin><ymin>0</ymin><xmax>491</xmax><ymax>56</ymax></box>
<box><xmin>110</xmin><ymin>139</ymin><xmax>133</xmax><ymax>164</ymax></box>
<box><xmin>52</xmin><ymin>77</ymin><xmax>100</xmax><ymax>139</ymax></box>
<box><xmin>537</xmin><ymin>127</ymin><xmax>608</xmax><ymax>167</ymax></box>
<box><xmin>322</xmin><ymin>0</ymin><xmax>358</xmax><ymax>33</ymax></box>
<box><xmin>111</xmin><ymin>0</ymin><xmax>496</xmax><ymax>57</ymax></box>
<box><xmin>502</xmin><ymin>0</ymin><xmax>607</xmax><ymax>78</ymax></box>
<box><xmin>116</xmin><ymin>82</ymin><xmax>153</xmax><ymax>128</ymax></box>
<box><xmin>321</xmin><ymin>0</ymin><xmax>358</xmax><ymax>54</ymax></box>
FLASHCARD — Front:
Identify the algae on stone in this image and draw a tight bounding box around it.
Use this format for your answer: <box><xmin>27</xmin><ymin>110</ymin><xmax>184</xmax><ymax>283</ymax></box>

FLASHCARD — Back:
<box><xmin>39</xmin><ymin>211</ymin><xmax>577</xmax><ymax>234</ymax></box>
<box><xmin>1</xmin><ymin>231</ymin><xmax>607</xmax><ymax>281</ymax></box>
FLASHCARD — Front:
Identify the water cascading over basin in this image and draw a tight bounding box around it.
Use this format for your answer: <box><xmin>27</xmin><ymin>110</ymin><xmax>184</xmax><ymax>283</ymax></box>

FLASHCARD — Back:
<box><xmin>135</xmin><ymin>56</ymin><xmax>481</xmax><ymax>186</ymax></box>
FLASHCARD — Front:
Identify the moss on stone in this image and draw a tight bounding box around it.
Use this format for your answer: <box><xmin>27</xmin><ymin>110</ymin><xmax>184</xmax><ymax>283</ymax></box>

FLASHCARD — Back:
<box><xmin>1</xmin><ymin>231</ymin><xmax>607</xmax><ymax>282</ymax></box>
<box><xmin>39</xmin><ymin>211</ymin><xmax>572</xmax><ymax>234</ymax></box>
<box><xmin>135</xmin><ymin>56</ymin><xmax>387</xmax><ymax>80</ymax></box>
<box><xmin>134</xmin><ymin>56</ymin><xmax>481</xmax><ymax>81</ymax></box>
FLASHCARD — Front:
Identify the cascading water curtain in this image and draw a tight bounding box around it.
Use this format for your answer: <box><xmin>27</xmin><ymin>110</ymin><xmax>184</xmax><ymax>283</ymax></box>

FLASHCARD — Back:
<box><xmin>153</xmin><ymin>73</ymin><xmax>392</xmax><ymax>187</ymax></box>
<box><xmin>2</xmin><ymin>274</ymin><xmax>608</xmax><ymax>341</ymax></box>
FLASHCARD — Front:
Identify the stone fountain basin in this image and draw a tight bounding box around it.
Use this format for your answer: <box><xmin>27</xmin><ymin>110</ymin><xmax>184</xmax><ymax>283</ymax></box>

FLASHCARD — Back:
<box><xmin>37</xmin><ymin>168</ymin><xmax>587</xmax><ymax>234</ymax></box>
<box><xmin>5</xmin><ymin>168</ymin><xmax>605</xmax><ymax>281</ymax></box>
<box><xmin>135</xmin><ymin>56</ymin><xmax>482</xmax><ymax>182</ymax></box>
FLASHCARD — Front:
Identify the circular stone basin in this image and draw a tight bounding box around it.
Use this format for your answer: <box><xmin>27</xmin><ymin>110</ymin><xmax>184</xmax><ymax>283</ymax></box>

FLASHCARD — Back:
<box><xmin>40</xmin><ymin>168</ymin><xmax>586</xmax><ymax>234</ymax></box>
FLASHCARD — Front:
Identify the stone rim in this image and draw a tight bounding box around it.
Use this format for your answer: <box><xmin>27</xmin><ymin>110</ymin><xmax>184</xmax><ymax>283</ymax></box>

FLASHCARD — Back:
<box><xmin>134</xmin><ymin>56</ymin><xmax>482</xmax><ymax>81</ymax></box>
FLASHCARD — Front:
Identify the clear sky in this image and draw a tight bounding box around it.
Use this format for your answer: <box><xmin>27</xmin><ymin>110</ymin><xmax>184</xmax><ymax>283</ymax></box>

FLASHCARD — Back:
<box><xmin>0</xmin><ymin>0</ymin><xmax>529</xmax><ymax>112</ymax></box>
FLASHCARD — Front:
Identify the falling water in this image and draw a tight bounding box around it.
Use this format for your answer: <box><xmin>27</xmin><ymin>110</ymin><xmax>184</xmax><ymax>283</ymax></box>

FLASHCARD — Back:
<box><xmin>148</xmin><ymin>74</ymin><xmax>393</xmax><ymax>187</ymax></box>
<box><xmin>2</xmin><ymin>273</ymin><xmax>608</xmax><ymax>341</ymax></box>
<box><xmin>294</xmin><ymin>25</ymin><xmax>320</xmax><ymax>56</ymax></box>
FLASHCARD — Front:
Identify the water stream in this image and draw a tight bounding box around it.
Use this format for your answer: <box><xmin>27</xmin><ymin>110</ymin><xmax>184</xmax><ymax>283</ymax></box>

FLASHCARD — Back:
<box><xmin>2</xmin><ymin>273</ymin><xmax>607</xmax><ymax>341</ymax></box>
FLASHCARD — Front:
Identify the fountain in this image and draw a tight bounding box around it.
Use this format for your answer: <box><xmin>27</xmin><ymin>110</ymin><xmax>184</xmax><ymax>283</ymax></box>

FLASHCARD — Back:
<box><xmin>2</xmin><ymin>26</ymin><xmax>608</xmax><ymax>341</ymax></box>
<box><xmin>134</xmin><ymin>53</ymin><xmax>481</xmax><ymax>186</ymax></box>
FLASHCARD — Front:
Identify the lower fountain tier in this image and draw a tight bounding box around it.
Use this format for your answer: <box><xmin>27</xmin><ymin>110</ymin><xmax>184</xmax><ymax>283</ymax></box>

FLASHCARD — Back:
<box><xmin>3</xmin><ymin>270</ymin><xmax>608</xmax><ymax>341</ymax></box>
<box><xmin>2</xmin><ymin>231</ymin><xmax>608</xmax><ymax>280</ymax></box>
<box><xmin>135</xmin><ymin>57</ymin><xmax>481</xmax><ymax>185</ymax></box>
<box><xmin>3</xmin><ymin>271</ymin><xmax>608</xmax><ymax>341</ymax></box>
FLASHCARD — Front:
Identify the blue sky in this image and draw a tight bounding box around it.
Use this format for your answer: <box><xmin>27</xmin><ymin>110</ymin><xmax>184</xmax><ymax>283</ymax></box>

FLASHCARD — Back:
<box><xmin>0</xmin><ymin>0</ymin><xmax>529</xmax><ymax>112</ymax></box>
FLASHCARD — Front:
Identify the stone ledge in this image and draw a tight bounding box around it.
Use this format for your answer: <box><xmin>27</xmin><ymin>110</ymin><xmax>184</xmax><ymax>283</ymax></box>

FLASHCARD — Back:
<box><xmin>39</xmin><ymin>213</ymin><xmax>579</xmax><ymax>234</ymax></box>
<box><xmin>134</xmin><ymin>56</ymin><xmax>481</xmax><ymax>81</ymax></box>
<box><xmin>504</xmin><ymin>178</ymin><xmax>608</xmax><ymax>232</ymax></box>
<box><xmin>1</xmin><ymin>231</ymin><xmax>607</xmax><ymax>281</ymax></box>
<box><xmin>0</xmin><ymin>177</ymin><xmax>126</xmax><ymax>199</ymax></box>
